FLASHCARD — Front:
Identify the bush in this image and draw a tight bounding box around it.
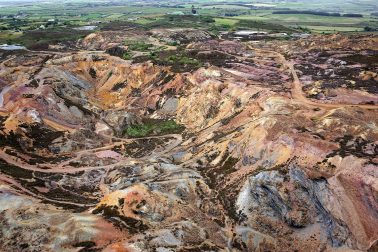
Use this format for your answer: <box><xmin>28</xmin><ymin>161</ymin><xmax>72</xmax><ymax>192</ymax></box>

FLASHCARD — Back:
<box><xmin>122</xmin><ymin>52</ymin><xmax>132</xmax><ymax>60</ymax></box>
<box><xmin>167</xmin><ymin>41</ymin><xmax>178</xmax><ymax>46</ymax></box>
<box><xmin>200</xmin><ymin>16</ymin><xmax>215</xmax><ymax>23</ymax></box>
<box><xmin>89</xmin><ymin>68</ymin><xmax>97</xmax><ymax>79</ymax></box>
<box><xmin>107</xmin><ymin>71</ymin><xmax>113</xmax><ymax>79</ymax></box>
<box><xmin>364</xmin><ymin>26</ymin><xmax>375</xmax><ymax>32</ymax></box>
<box><xmin>343</xmin><ymin>13</ymin><xmax>363</xmax><ymax>17</ymax></box>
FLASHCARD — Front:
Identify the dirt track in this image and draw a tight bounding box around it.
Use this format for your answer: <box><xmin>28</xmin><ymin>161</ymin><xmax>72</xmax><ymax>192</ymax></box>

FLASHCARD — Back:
<box><xmin>248</xmin><ymin>45</ymin><xmax>378</xmax><ymax>110</ymax></box>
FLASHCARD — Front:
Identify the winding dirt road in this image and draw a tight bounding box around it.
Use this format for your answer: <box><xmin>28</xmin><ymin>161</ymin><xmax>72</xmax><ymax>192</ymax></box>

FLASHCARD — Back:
<box><xmin>248</xmin><ymin>45</ymin><xmax>378</xmax><ymax>110</ymax></box>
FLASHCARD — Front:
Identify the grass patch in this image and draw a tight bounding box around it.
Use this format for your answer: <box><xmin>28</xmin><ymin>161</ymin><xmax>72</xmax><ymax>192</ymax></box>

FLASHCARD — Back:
<box><xmin>124</xmin><ymin>119</ymin><xmax>184</xmax><ymax>138</ymax></box>
<box><xmin>214</xmin><ymin>18</ymin><xmax>239</xmax><ymax>26</ymax></box>
<box><xmin>305</xmin><ymin>25</ymin><xmax>364</xmax><ymax>32</ymax></box>
<box><xmin>167</xmin><ymin>55</ymin><xmax>200</xmax><ymax>66</ymax></box>
<box><xmin>236</xmin><ymin>19</ymin><xmax>298</xmax><ymax>33</ymax></box>
<box><xmin>124</xmin><ymin>39</ymin><xmax>154</xmax><ymax>52</ymax></box>
<box><xmin>141</xmin><ymin>15</ymin><xmax>215</xmax><ymax>29</ymax></box>
<box><xmin>202</xmin><ymin>4</ymin><xmax>251</xmax><ymax>10</ymax></box>
<box><xmin>134</xmin><ymin>17</ymin><xmax>163</xmax><ymax>25</ymax></box>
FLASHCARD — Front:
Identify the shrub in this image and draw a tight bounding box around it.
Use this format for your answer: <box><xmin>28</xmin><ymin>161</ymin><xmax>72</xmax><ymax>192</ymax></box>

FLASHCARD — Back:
<box><xmin>89</xmin><ymin>68</ymin><xmax>97</xmax><ymax>79</ymax></box>
<box><xmin>364</xmin><ymin>26</ymin><xmax>375</xmax><ymax>32</ymax></box>
<box><xmin>122</xmin><ymin>52</ymin><xmax>132</xmax><ymax>60</ymax></box>
<box><xmin>167</xmin><ymin>41</ymin><xmax>178</xmax><ymax>46</ymax></box>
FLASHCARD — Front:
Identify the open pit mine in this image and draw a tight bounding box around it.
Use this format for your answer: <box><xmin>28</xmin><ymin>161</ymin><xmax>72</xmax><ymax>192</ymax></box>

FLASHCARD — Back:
<box><xmin>0</xmin><ymin>31</ymin><xmax>377</xmax><ymax>252</ymax></box>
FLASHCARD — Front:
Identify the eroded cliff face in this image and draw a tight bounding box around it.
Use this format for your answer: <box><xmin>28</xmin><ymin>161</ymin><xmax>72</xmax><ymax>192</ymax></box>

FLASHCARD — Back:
<box><xmin>0</xmin><ymin>33</ymin><xmax>377</xmax><ymax>252</ymax></box>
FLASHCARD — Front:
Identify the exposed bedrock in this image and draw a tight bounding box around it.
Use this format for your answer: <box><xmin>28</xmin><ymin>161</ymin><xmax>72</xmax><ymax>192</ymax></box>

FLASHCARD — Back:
<box><xmin>0</xmin><ymin>34</ymin><xmax>377</xmax><ymax>251</ymax></box>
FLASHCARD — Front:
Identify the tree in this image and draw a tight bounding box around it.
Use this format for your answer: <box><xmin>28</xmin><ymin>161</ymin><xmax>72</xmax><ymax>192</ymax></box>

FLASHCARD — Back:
<box><xmin>191</xmin><ymin>5</ymin><xmax>197</xmax><ymax>15</ymax></box>
<box><xmin>364</xmin><ymin>26</ymin><xmax>374</xmax><ymax>32</ymax></box>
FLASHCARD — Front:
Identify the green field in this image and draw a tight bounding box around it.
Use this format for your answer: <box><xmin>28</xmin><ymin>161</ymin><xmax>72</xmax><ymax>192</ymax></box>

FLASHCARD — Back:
<box><xmin>305</xmin><ymin>26</ymin><xmax>365</xmax><ymax>32</ymax></box>
<box><xmin>213</xmin><ymin>18</ymin><xmax>239</xmax><ymax>26</ymax></box>
<box><xmin>0</xmin><ymin>0</ymin><xmax>377</xmax><ymax>47</ymax></box>
<box><xmin>202</xmin><ymin>4</ymin><xmax>251</xmax><ymax>10</ymax></box>
<box><xmin>230</xmin><ymin>13</ymin><xmax>378</xmax><ymax>31</ymax></box>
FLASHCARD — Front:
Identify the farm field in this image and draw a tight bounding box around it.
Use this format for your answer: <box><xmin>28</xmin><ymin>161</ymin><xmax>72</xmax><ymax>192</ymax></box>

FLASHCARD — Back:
<box><xmin>0</xmin><ymin>0</ymin><xmax>377</xmax><ymax>44</ymax></box>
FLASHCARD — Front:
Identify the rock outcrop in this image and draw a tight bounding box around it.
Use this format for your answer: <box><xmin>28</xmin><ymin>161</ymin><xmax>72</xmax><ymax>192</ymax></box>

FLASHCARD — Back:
<box><xmin>0</xmin><ymin>34</ymin><xmax>377</xmax><ymax>251</ymax></box>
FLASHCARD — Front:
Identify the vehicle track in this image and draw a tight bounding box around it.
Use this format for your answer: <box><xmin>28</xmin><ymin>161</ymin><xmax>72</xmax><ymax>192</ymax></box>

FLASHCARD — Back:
<box><xmin>248</xmin><ymin>45</ymin><xmax>378</xmax><ymax>110</ymax></box>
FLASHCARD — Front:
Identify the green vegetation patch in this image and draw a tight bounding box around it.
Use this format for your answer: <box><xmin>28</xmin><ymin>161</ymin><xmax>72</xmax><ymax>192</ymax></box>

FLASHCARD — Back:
<box><xmin>134</xmin><ymin>48</ymin><xmax>203</xmax><ymax>72</ymax></box>
<box><xmin>167</xmin><ymin>54</ymin><xmax>200</xmax><ymax>66</ymax></box>
<box><xmin>122</xmin><ymin>52</ymin><xmax>133</xmax><ymax>60</ymax></box>
<box><xmin>124</xmin><ymin>119</ymin><xmax>184</xmax><ymax>138</ymax></box>
<box><xmin>236</xmin><ymin>19</ymin><xmax>298</xmax><ymax>33</ymax></box>
<box><xmin>141</xmin><ymin>15</ymin><xmax>215</xmax><ymax>29</ymax></box>
<box><xmin>124</xmin><ymin>39</ymin><xmax>154</xmax><ymax>52</ymax></box>
<box><xmin>157</xmin><ymin>51</ymin><xmax>203</xmax><ymax>72</ymax></box>
<box><xmin>214</xmin><ymin>18</ymin><xmax>239</xmax><ymax>27</ymax></box>
<box><xmin>99</xmin><ymin>21</ymin><xmax>139</xmax><ymax>31</ymax></box>
<box><xmin>1</xmin><ymin>28</ymin><xmax>92</xmax><ymax>50</ymax></box>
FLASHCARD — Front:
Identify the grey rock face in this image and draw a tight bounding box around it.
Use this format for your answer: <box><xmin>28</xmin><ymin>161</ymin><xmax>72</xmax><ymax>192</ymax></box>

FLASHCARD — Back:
<box><xmin>237</xmin><ymin>166</ymin><xmax>353</xmax><ymax>247</ymax></box>
<box><xmin>102</xmin><ymin>111</ymin><xmax>142</xmax><ymax>135</ymax></box>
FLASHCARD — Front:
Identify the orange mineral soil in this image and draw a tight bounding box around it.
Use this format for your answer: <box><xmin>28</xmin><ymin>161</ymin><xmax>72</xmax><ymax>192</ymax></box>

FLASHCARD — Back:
<box><xmin>0</xmin><ymin>31</ymin><xmax>377</xmax><ymax>251</ymax></box>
